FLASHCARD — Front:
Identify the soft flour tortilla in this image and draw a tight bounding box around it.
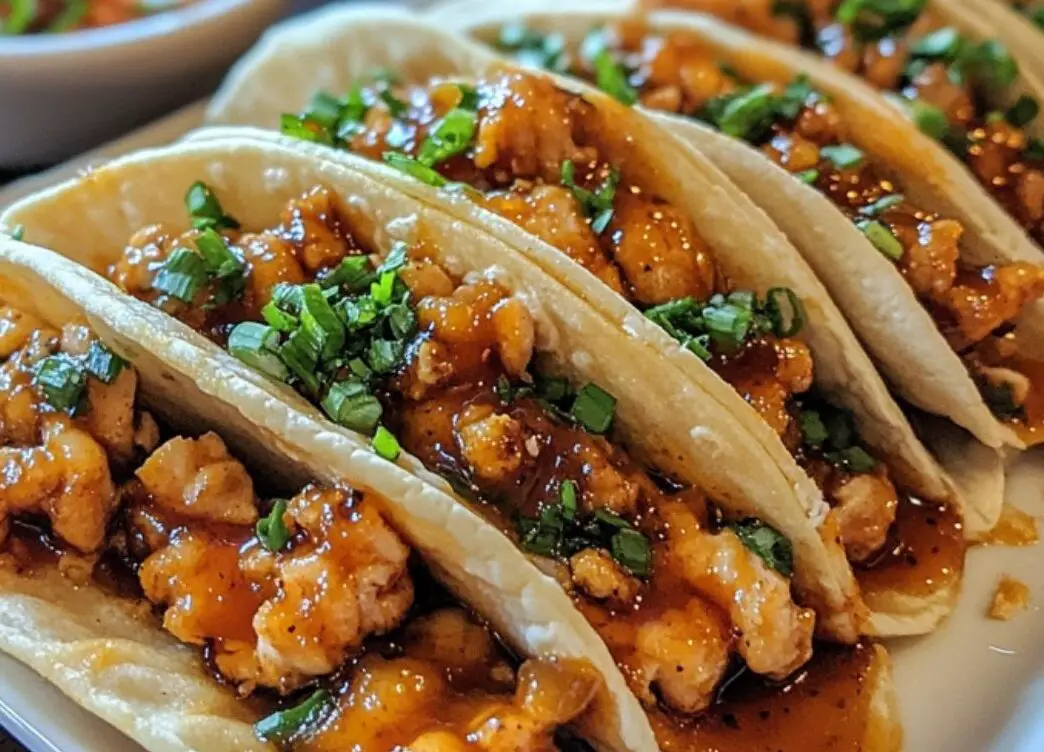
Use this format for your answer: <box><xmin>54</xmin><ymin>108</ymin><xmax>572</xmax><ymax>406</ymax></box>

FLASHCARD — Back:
<box><xmin>0</xmin><ymin>138</ymin><xmax>876</xmax><ymax>749</ymax></box>
<box><xmin>198</xmin><ymin>3</ymin><xmax>965</xmax><ymax>631</ymax></box>
<box><xmin>435</xmin><ymin>0</ymin><xmax>1021</xmax><ymax>532</ymax></box>
<box><xmin>0</xmin><ymin>237</ymin><xmax>655</xmax><ymax>751</ymax></box>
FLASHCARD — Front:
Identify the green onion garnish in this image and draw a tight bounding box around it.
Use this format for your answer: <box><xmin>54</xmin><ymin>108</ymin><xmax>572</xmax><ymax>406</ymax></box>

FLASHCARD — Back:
<box><xmin>194</xmin><ymin>228</ymin><xmax>244</xmax><ymax>280</ymax></box>
<box><xmin>9</xmin><ymin>225</ymin><xmax>25</xmax><ymax>241</ymax></box>
<box><xmin>820</xmin><ymin>143</ymin><xmax>864</xmax><ymax>169</ymax></box>
<box><xmin>417</xmin><ymin>107</ymin><xmax>478</xmax><ymax>167</ymax></box>
<box><xmin>83</xmin><ymin>341</ymin><xmax>126</xmax><ymax>385</ymax></box>
<box><xmin>765</xmin><ymin>287</ymin><xmax>806</xmax><ymax>338</ymax></box>
<box><xmin>592</xmin><ymin>50</ymin><xmax>638</xmax><ymax>106</ymax></box>
<box><xmin>153</xmin><ymin>248</ymin><xmax>208</xmax><ymax>304</ymax></box>
<box><xmin>713</xmin><ymin>83</ymin><xmax>778</xmax><ymax>141</ymax></box>
<box><xmin>1006</xmin><ymin>95</ymin><xmax>1040</xmax><ymax>128</ymax></box>
<box><xmin>728</xmin><ymin>519</ymin><xmax>793</xmax><ymax>577</ymax></box>
<box><xmin>185</xmin><ymin>181</ymin><xmax>240</xmax><ymax>231</ymax></box>
<box><xmin>838</xmin><ymin>445</ymin><xmax>877</xmax><ymax>472</ymax></box>
<box><xmin>859</xmin><ymin>194</ymin><xmax>905</xmax><ymax>217</ymax></box>
<box><xmin>228</xmin><ymin>322</ymin><xmax>289</xmax><ymax>382</ymax></box>
<box><xmin>34</xmin><ymin>355</ymin><xmax>86</xmax><ymax>414</ymax></box>
<box><xmin>910</xmin><ymin>26</ymin><xmax>961</xmax><ymax>59</ymax></box>
<box><xmin>857</xmin><ymin>219</ymin><xmax>904</xmax><ymax>261</ymax></box>
<box><xmin>256</xmin><ymin>499</ymin><xmax>290</xmax><ymax>552</ymax></box>
<box><xmin>703</xmin><ymin>302</ymin><xmax>752</xmax><ymax>345</ymax></box>
<box><xmin>560</xmin><ymin>479</ymin><xmax>578</xmax><ymax>521</ymax></box>
<box><xmin>570</xmin><ymin>383</ymin><xmax>616</xmax><ymax>434</ymax></box>
<box><xmin>319</xmin><ymin>255</ymin><xmax>376</xmax><ymax>292</ymax></box>
<box><xmin>383</xmin><ymin>152</ymin><xmax>449</xmax><ymax>187</ymax></box>
<box><xmin>611</xmin><ymin>528</ymin><xmax>652</xmax><ymax>577</ymax></box>
<box><xmin>560</xmin><ymin>160</ymin><xmax>619</xmax><ymax>234</ymax></box>
<box><xmin>908</xmin><ymin>100</ymin><xmax>951</xmax><ymax>140</ymax></box>
<box><xmin>299</xmin><ymin>284</ymin><xmax>346</xmax><ymax>361</ymax></box>
<box><xmin>321</xmin><ymin>380</ymin><xmax>383</xmax><ymax>434</ymax></box>
<box><xmin>47</xmin><ymin>0</ymin><xmax>87</xmax><ymax>32</ymax></box>
<box><xmin>367</xmin><ymin>338</ymin><xmax>405</xmax><ymax>374</ymax></box>
<box><xmin>254</xmin><ymin>689</ymin><xmax>331</xmax><ymax>743</ymax></box>
<box><xmin>2</xmin><ymin>0</ymin><xmax>38</xmax><ymax>35</ymax></box>
<box><xmin>371</xmin><ymin>425</ymin><xmax>401</xmax><ymax>461</ymax></box>
<box><xmin>280</xmin><ymin>114</ymin><xmax>335</xmax><ymax>146</ymax></box>
<box><xmin>796</xmin><ymin>169</ymin><xmax>820</xmax><ymax>184</ymax></box>
<box><xmin>280</xmin><ymin>328</ymin><xmax>322</xmax><ymax>393</ymax></box>
<box><xmin>798</xmin><ymin>409</ymin><xmax>829</xmax><ymax>448</ymax></box>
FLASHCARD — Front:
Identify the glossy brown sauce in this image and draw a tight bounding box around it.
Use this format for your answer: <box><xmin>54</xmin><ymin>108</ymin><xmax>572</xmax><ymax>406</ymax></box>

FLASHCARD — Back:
<box><xmin>856</xmin><ymin>497</ymin><xmax>965</xmax><ymax>601</ymax></box>
<box><xmin>651</xmin><ymin>643</ymin><xmax>885</xmax><ymax>752</ymax></box>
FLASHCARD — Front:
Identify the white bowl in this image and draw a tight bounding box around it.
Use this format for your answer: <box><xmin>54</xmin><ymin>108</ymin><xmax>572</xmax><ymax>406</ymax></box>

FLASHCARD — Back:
<box><xmin>0</xmin><ymin>0</ymin><xmax>284</xmax><ymax>167</ymax></box>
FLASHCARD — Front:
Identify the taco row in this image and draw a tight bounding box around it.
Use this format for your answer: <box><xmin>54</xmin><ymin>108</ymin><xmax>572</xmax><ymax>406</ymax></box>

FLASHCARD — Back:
<box><xmin>0</xmin><ymin>1</ymin><xmax>1036</xmax><ymax>750</ymax></box>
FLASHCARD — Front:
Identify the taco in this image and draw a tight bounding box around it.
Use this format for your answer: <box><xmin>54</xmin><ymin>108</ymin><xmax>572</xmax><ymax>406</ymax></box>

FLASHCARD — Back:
<box><xmin>0</xmin><ymin>236</ymin><xmax>605</xmax><ymax>751</ymax></box>
<box><xmin>1</xmin><ymin>138</ymin><xmax>902</xmax><ymax>749</ymax></box>
<box><xmin>193</xmin><ymin>5</ymin><xmax>968</xmax><ymax>631</ymax></box>
<box><xmin>629</xmin><ymin>0</ymin><xmax>1044</xmax><ymax>247</ymax></box>
<box><xmin>435</xmin><ymin>0</ymin><xmax>1044</xmax><ymax>512</ymax></box>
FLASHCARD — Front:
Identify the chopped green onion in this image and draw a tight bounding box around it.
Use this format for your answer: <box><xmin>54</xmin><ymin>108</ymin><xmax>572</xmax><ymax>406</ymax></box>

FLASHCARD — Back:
<box><xmin>320</xmin><ymin>255</ymin><xmax>376</xmax><ymax>292</ymax></box>
<box><xmin>299</xmin><ymin>284</ymin><xmax>346</xmax><ymax>361</ymax></box>
<box><xmin>194</xmin><ymin>228</ymin><xmax>244</xmax><ymax>279</ymax></box>
<box><xmin>417</xmin><ymin>108</ymin><xmax>478</xmax><ymax>167</ymax></box>
<box><xmin>2</xmin><ymin>0</ymin><xmax>38</xmax><ymax>35</ymax></box>
<box><xmin>820</xmin><ymin>143</ymin><xmax>864</xmax><ymax>169</ymax></box>
<box><xmin>367</xmin><ymin>338</ymin><xmax>405</xmax><ymax>374</ymax></box>
<box><xmin>33</xmin><ymin>355</ymin><xmax>86</xmax><ymax>414</ymax></box>
<box><xmin>857</xmin><ymin>219</ymin><xmax>904</xmax><ymax>261</ymax></box>
<box><xmin>859</xmin><ymin>194</ymin><xmax>905</xmax><ymax>217</ymax></box>
<box><xmin>560</xmin><ymin>479</ymin><xmax>578</xmax><ymax>521</ymax></box>
<box><xmin>536</xmin><ymin>375</ymin><xmax>569</xmax><ymax>403</ymax></box>
<box><xmin>322</xmin><ymin>380</ymin><xmax>383</xmax><ymax>433</ymax></box>
<box><xmin>796</xmin><ymin>169</ymin><xmax>820</xmax><ymax>184</ymax></box>
<box><xmin>376</xmin><ymin>242</ymin><xmax>409</xmax><ymax>276</ymax></box>
<box><xmin>255</xmin><ymin>499</ymin><xmax>290</xmax><ymax>552</ymax></box>
<box><xmin>228</xmin><ymin>322</ymin><xmax>288</xmax><ymax>381</ymax></box>
<box><xmin>185</xmin><ymin>181</ymin><xmax>240</xmax><ymax>231</ymax></box>
<box><xmin>1006</xmin><ymin>95</ymin><xmax>1040</xmax><ymax>128</ymax></box>
<box><xmin>153</xmin><ymin>248</ymin><xmax>208</xmax><ymax>304</ymax></box>
<box><xmin>280</xmin><ymin>113</ymin><xmax>335</xmax><ymax>145</ymax></box>
<box><xmin>570</xmin><ymin>383</ymin><xmax>616</xmax><ymax>434</ymax></box>
<box><xmin>383</xmin><ymin>152</ymin><xmax>449</xmax><ymax>187</ymax></box>
<box><xmin>254</xmin><ymin>689</ymin><xmax>331</xmax><ymax>743</ymax></box>
<box><xmin>834</xmin><ymin>0</ymin><xmax>926</xmax><ymax>42</ymax></box>
<box><xmin>910</xmin><ymin>27</ymin><xmax>961</xmax><ymax>59</ymax></box>
<box><xmin>384</xmin><ymin>303</ymin><xmax>416</xmax><ymax>340</ymax></box>
<box><xmin>777</xmin><ymin>75</ymin><xmax>816</xmax><ymax>120</ymax></box>
<box><xmin>378</xmin><ymin>89</ymin><xmax>407</xmax><ymax>118</ymax></box>
<box><xmin>713</xmin><ymin>83</ymin><xmax>778</xmax><ymax>141</ymax></box>
<box><xmin>611</xmin><ymin>528</ymin><xmax>652</xmax><ymax>577</ymax></box>
<box><xmin>261</xmin><ymin>301</ymin><xmax>299</xmax><ymax>333</ymax></box>
<box><xmin>907</xmin><ymin>100</ymin><xmax>951</xmax><ymax>140</ymax></box>
<box><xmin>703</xmin><ymin>303</ymin><xmax>752</xmax><ymax>345</ymax></box>
<box><xmin>765</xmin><ymin>287</ymin><xmax>806</xmax><ymax>338</ymax></box>
<box><xmin>729</xmin><ymin>519</ymin><xmax>793</xmax><ymax>577</ymax></box>
<box><xmin>798</xmin><ymin>409</ymin><xmax>829</xmax><ymax>448</ymax></box>
<box><xmin>83</xmin><ymin>342</ymin><xmax>126</xmax><ymax>385</ymax></box>
<box><xmin>280</xmin><ymin>328</ymin><xmax>322</xmax><ymax>393</ymax></box>
<box><xmin>304</xmin><ymin>91</ymin><xmax>344</xmax><ymax>129</ymax></box>
<box><xmin>1025</xmin><ymin>138</ymin><xmax>1044</xmax><ymax>162</ymax></box>
<box><xmin>47</xmin><ymin>0</ymin><xmax>87</xmax><ymax>32</ymax></box>
<box><xmin>593</xmin><ymin>508</ymin><xmax>632</xmax><ymax>529</ymax></box>
<box><xmin>495</xmin><ymin>375</ymin><xmax>514</xmax><ymax>402</ymax></box>
<box><xmin>592</xmin><ymin>50</ymin><xmax>638</xmax><ymax>106</ymax></box>
<box><xmin>371</xmin><ymin>426</ymin><xmax>401</xmax><ymax>461</ymax></box>
<box><xmin>840</xmin><ymin>445</ymin><xmax>877</xmax><ymax>472</ymax></box>
<box><xmin>560</xmin><ymin>160</ymin><xmax>619</xmax><ymax>234</ymax></box>
<box><xmin>958</xmin><ymin>39</ymin><xmax>1018</xmax><ymax>89</ymax></box>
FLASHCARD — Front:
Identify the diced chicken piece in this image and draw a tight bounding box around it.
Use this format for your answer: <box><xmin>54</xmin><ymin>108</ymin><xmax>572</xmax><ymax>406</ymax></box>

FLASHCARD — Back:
<box><xmin>484</xmin><ymin>185</ymin><xmax>626</xmax><ymax>295</ymax></box>
<box><xmin>829</xmin><ymin>472</ymin><xmax>899</xmax><ymax>563</ymax></box>
<box><xmin>474</xmin><ymin>72</ymin><xmax>592</xmax><ymax>184</ymax></box>
<box><xmin>0</xmin><ymin>306</ymin><xmax>45</xmax><ymax>359</ymax></box>
<box><xmin>0</xmin><ymin>417</ymin><xmax>117</xmax><ymax>553</ymax></box>
<box><xmin>570</xmin><ymin>548</ymin><xmax>640</xmax><ymax>604</ymax></box>
<box><xmin>278</xmin><ymin>186</ymin><xmax>358</xmax><ymax>274</ymax></box>
<box><xmin>457</xmin><ymin>404</ymin><xmax>525</xmax><ymax>482</ymax></box>
<box><xmin>135</xmin><ymin>433</ymin><xmax>258</xmax><ymax>526</ymax></box>
<box><xmin>491</xmin><ymin>297</ymin><xmax>535</xmax><ymax>378</ymax></box>
<box><xmin>660</xmin><ymin>499</ymin><xmax>814</xmax><ymax>679</ymax></box>
<box><xmin>577</xmin><ymin>441</ymin><xmax>640</xmax><ymax>517</ymax></box>
<box><xmin>607</xmin><ymin>192</ymin><xmax>716</xmax><ymax>305</ymax></box>
<box><xmin>236</xmin><ymin>232</ymin><xmax>306</xmax><ymax>316</ymax></box>
<box><xmin>632</xmin><ymin>600</ymin><xmax>731</xmax><ymax>714</ymax></box>
<box><xmin>252</xmin><ymin>489</ymin><xmax>413</xmax><ymax>690</ymax></box>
